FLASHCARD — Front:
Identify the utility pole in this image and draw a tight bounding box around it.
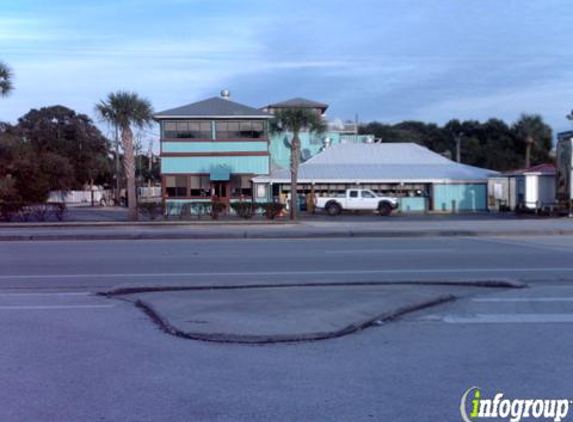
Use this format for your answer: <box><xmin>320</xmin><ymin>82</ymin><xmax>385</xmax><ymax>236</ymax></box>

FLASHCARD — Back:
<box><xmin>148</xmin><ymin>137</ymin><xmax>153</xmax><ymax>190</ymax></box>
<box><xmin>355</xmin><ymin>113</ymin><xmax>359</xmax><ymax>143</ymax></box>
<box><xmin>455</xmin><ymin>132</ymin><xmax>463</xmax><ymax>163</ymax></box>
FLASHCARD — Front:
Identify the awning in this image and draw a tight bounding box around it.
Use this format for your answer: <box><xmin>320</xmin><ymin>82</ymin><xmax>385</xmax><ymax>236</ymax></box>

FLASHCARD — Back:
<box><xmin>210</xmin><ymin>170</ymin><xmax>230</xmax><ymax>181</ymax></box>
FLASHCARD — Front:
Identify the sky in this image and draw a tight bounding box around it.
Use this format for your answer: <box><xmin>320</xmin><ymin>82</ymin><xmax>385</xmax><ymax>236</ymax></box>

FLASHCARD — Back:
<box><xmin>1</xmin><ymin>0</ymin><xmax>572</xmax><ymax>143</ymax></box>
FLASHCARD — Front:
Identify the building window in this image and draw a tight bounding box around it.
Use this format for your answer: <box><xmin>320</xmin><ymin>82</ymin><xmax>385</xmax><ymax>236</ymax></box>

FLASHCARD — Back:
<box><xmin>165</xmin><ymin>176</ymin><xmax>188</xmax><ymax>197</ymax></box>
<box><xmin>190</xmin><ymin>176</ymin><xmax>210</xmax><ymax>197</ymax></box>
<box><xmin>215</xmin><ymin>120</ymin><xmax>266</xmax><ymax>139</ymax></box>
<box><xmin>230</xmin><ymin>175</ymin><xmax>253</xmax><ymax>197</ymax></box>
<box><xmin>256</xmin><ymin>184</ymin><xmax>267</xmax><ymax>199</ymax></box>
<box><xmin>163</xmin><ymin>121</ymin><xmax>211</xmax><ymax>139</ymax></box>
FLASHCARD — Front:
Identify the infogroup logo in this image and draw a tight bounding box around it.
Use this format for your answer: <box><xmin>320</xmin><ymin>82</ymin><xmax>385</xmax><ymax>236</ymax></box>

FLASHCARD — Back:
<box><xmin>460</xmin><ymin>387</ymin><xmax>572</xmax><ymax>422</ymax></box>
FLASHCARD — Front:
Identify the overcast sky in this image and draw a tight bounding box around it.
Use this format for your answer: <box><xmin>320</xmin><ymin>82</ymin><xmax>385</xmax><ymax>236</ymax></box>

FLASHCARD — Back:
<box><xmin>1</xmin><ymin>0</ymin><xmax>572</xmax><ymax>141</ymax></box>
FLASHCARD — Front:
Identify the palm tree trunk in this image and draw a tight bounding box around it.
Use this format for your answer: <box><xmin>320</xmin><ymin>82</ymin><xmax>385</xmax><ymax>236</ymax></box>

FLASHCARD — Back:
<box><xmin>290</xmin><ymin>133</ymin><xmax>300</xmax><ymax>220</ymax></box>
<box><xmin>121</xmin><ymin>125</ymin><xmax>138</xmax><ymax>221</ymax></box>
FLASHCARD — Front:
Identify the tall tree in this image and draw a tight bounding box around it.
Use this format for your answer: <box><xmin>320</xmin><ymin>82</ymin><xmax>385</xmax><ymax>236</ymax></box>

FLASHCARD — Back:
<box><xmin>512</xmin><ymin>114</ymin><xmax>552</xmax><ymax>169</ymax></box>
<box><xmin>95</xmin><ymin>92</ymin><xmax>153</xmax><ymax>221</ymax></box>
<box><xmin>0</xmin><ymin>61</ymin><xmax>13</xmax><ymax>97</ymax></box>
<box><xmin>271</xmin><ymin>108</ymin><xmax>326</xmax><ymax>220</ymax></box>
<box><xmin>16</xmin><ymin>105</ymin><xmax>111</xmax><ymax>188</ymax></box>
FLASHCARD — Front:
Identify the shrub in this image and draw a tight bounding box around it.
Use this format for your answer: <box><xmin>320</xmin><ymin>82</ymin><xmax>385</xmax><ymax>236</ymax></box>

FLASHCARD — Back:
<box><xmin>32</xmin><ymin>204</ymin><xmax>51</xmax><ymax>221</ymax></box>
<box><xmin>49</xmin><ymin>202</ymin><xmax>67</xmax><ymax>221</ymax></box>
<box><xmin>18</xmin><ymin>204</ymin><xmax>33</xmax><ymax>221</ymax></box>
<box><xmin>209</xmin><ymin>202</ymin><xmax>226</xmax><ymax>220</ymax></box>
<box><xmin>230</xmin><ymin>202</ymin><xmax>256</xmax><ymax>219</ymax></box>
<box><xmin>138</xmin><ymin>202</ymin><xmax>164</xmax><ymax>221</ymax></box>
<box><xmin>258</xmin><ymin>202</ymin><xmax>285</xmax><ymax>219</ymax></box>
<box><xmin>0</xmin><ymin>202</ymin><xmax>23</xmax><ymax>222</ymax></box>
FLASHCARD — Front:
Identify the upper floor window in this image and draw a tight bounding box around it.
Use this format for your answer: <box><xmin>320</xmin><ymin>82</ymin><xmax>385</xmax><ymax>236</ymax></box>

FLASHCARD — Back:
<box><xmin>163</xmin><ymin>121</ymin><xmax>211</xmax><ymax>139</ymax></box>
<box><xmin>215</xmin><ymin>120</ymin><xmax>266</xmax><ymax>139</ymax></box>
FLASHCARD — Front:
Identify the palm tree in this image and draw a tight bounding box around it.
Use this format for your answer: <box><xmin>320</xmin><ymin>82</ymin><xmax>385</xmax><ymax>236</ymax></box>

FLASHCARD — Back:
<box><xmin>271</xmin><ymin>108</ymin><xmax>326</xmax><ymax>220</ymax></box>
<box><xmin>95</xmin><ymin>91</ymin><xmax>153</xmax><ymax>221</ymax></box>
<box><xmin>0</xmin><ymin>61</ymin><xmax>14</xmax><ymax>97</ymax></box>
<box><xmin>513</xmin><ymin>114</ymin><xmax>552</xmax><ymax>169</ymax></box>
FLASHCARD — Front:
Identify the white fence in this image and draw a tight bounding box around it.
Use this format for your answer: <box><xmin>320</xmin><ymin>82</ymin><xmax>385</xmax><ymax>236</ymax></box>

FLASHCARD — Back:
<box><xmin>48</xmin><ymin>190</ymin><xmax>112</xmax><ymax>205</ymax></box>
<box><xmin>138</xmin><ymin>186</ymin><xmax>162</xmax><ymax>198</ymax></box>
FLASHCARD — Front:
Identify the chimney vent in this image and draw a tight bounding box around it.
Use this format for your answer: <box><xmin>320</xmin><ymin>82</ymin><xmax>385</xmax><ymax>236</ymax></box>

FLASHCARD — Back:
<box><xmin>221</xmin><ymin>89</ymin><xmax>231</xmax><ymax>99</ymax></box>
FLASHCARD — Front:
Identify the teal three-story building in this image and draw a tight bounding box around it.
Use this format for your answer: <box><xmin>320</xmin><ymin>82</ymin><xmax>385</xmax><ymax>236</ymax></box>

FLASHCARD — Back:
<box><xmin>154</xmin><ymin>90</ymin><xmax>273</xmax><ymax>209</ymax></box>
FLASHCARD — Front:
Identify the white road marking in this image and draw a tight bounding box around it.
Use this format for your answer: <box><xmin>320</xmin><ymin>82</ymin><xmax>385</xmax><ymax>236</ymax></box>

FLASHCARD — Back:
<box><xmin>324</xmin><ymin>248</ymin><xmax>454</xmax><ymax>254</ymax></box>
<box><xmin>2</xmin><ymin>266</ymin><xmax>573</xmax><ymax>279</ymax></box>
<box><xmin>472</xmin><ymin>237</ymin><xmax>573</xmax><ymax>254</ymax></box>
<box><xmin>0</xmin><ymin>304</ymin><xmax>114</xmax><ymax>310</ymax></box>
<box><xmin>0</xmin><ymin>292</ymin><xmax>91</xmax><ymax>297</ymax></box>
<box><xmin>473</xmin><ymin>297</ymin><xmax>573</xmax><ymax>303</ymax></box>
<box><xmin>442</xmin><ymin>314</ymin><xmax>573</xmax><ymax>324</ymax></box>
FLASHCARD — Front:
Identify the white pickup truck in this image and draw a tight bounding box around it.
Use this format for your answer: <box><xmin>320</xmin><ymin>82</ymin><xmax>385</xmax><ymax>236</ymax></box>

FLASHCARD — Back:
<box><xmin>315</xmin><ymin>189</ymin><xmax>399</xmax><ymax>216</ymax></box>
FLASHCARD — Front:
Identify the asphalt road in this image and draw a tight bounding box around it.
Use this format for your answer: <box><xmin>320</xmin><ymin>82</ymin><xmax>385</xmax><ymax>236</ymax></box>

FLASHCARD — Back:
<box><xmin>1</xmin><ymin>236</ymin><xmax>573</xmax><ymax>290</ymax></box>
<box><xmin>1</xmin><ymin>236</ymin><xmax>573</xmax><ymax>421</ymax></box>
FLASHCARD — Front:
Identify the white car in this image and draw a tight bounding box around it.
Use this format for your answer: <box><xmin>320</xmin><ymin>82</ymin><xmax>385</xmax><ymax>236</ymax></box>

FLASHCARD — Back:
<box><xmin>315</xmin><ymin>189</ymin><xmax>399</xmax><ymax>216</ymax></box>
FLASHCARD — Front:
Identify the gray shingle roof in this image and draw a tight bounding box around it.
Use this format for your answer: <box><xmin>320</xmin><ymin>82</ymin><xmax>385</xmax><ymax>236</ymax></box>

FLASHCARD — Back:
<box><xmin>253</xmin><ymin>143</ymin><xmax>497</xmax><ymax>183</ymax></box>
<box><xmin>155</xmin><ymin>97</ymin><xmax>272</xmax><ymax>119</ymax></box>
<box><xmin>266</xmin><ymin>97</ymin><xmax>329</xmax><ymax>111</ymax></box>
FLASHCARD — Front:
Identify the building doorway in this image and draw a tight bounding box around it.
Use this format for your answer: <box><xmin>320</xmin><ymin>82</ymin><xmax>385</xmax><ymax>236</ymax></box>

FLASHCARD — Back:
<box><xmin>211</xmin><ymin>181</ymin><xmax>230</xmax><ymax>207</ymax></box>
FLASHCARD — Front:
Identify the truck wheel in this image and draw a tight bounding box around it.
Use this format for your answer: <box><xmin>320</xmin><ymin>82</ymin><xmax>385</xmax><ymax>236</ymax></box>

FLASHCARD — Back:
<box><xmin>326</xmin><ymin>202</ymin><xmax>342</xmax><ymax>216</ymax></box>
<box><xmin>379</xmin><ymin>202</ymin><xmax>392</xmax><ymax>216</ymax></box>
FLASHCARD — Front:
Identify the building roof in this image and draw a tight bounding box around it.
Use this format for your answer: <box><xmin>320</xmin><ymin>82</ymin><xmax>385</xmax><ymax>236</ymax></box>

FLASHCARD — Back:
<box><xmin>154</xmin><ymin>97</ymin><xmax>272</xmax><ymax>119</ymax></box>
<box><xmin>265</xmin><ymin>97</ymin><xmax>329</xmax><ymax>112</ymax></box>
<box><xmin>253</xmin><ymin>143</ymin><xmax>497</xmax><ymax>184</ymax></box>
<box><xmin>504</xmin><ymin>163</ymin><xmax>556</xmax><ymax>176</ymax></box>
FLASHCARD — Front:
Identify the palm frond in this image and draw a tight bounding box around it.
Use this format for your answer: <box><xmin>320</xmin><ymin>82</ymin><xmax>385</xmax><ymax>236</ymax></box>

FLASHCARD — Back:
<box><xmin>94</xmin><ymin>91</ymin><xmax>154</xmax><ymax>130</ymax></box>
<box><xmin>0</xmin><ymin>61</ymin><xmax>14</xmax><ymax>97</ymax></box>
<box><xmin>270</xmin><ymin>107</ymin><xmax>327</xmax><ymax>135</ymax></box>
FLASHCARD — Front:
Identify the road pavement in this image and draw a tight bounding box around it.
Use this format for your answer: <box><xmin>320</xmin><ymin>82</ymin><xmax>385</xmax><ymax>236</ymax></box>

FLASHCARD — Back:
<box><xmin>1</xmin><ymin>236</ymin><xmax>573</xmax><ymax>421</ymax></box>
<box><xmin>1</xmin><ymin>236</ymin><xmax>573</xmax><ymax>290</ymax></box>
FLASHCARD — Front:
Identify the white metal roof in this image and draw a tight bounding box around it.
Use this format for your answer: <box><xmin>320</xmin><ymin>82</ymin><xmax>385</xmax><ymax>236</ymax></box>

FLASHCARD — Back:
<box><xmin>253</xmin><ymin>143</ymin><xmax>497</xmax><ymax>184</ymax></box>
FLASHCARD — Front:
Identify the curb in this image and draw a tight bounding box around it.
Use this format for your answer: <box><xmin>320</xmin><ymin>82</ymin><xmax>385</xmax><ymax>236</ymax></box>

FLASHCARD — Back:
<box><xmin>0</xmin><ymin>220</ymin><xmax>296</xmax><ymax>229</ymax></box>
<box><xmin>2</xmin><ymin>229</ymin><xmax>573</xmax><ymax>241</ymax></box>
<box><xmin>133</xmin><ymin>294</ymin><xmax>457</xmax><ymax>344</ymax></box>
<box><xmin>99</xmin><ymin>279</ymin><xmax>527</xmax><ymax>297</ymax></box>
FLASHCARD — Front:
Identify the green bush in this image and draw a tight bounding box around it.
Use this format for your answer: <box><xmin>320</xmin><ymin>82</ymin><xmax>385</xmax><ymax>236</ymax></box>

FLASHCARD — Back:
<box><xmin>230</xmin><ymin>202</ymin><xmax>256</xmax><ymax>219</ymax></box>
<box><xmin>32</xmin><ymin>204</ymin><xmax>51</xmax><ymax>221</ymax></box>
<box><xmin>209</xmin><ymin>202</ymin><xmax>226</xmax><ymax>220</ymax></box>
<box><xmin>18</xmin><ymin>204</ymin><xmax>33</xmax><ymax>222</ymax></box>
<box><xmin>258</xmin><ymin>202</ymin><xmax>285</xmax><ymax>219</ymax></box>
<box><xmin>48</xmin><ymin>202</ymin><xmax>67</xmax><ymax>221</ymax></box>
<box><xmin>138</xmin><ymin>202</ymin><xmax>164</xmax><ymax>221</ymax></box>
<box><xmin>0</xmin><ymin>202</ymin><xmax>24</xmax><ymax>222</ymax></box>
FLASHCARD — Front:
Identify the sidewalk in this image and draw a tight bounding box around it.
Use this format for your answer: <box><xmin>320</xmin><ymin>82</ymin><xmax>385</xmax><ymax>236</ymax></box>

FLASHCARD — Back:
<box><xmin>1</xmin><ymin>215</ymin><xmax>573</xmax><ymax>240</ymax></box>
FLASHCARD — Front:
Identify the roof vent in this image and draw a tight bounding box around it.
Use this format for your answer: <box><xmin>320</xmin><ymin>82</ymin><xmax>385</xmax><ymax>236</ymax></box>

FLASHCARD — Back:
<box><xmin>221</xmin><ymin>89</ymin><xmax>231</xmax><ymax>100</ymax></box>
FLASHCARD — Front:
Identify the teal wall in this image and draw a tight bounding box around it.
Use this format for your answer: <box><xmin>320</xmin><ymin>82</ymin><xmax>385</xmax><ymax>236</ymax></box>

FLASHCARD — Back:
<box><xmin>162</xmin><ymin>155</ymin><xmax>269</xmax><ymax>175</ymax></box>
<box><xmin>432</xmin><ymin>184</ymin><xmax>487</xmax><ymax>211</ymax></box>
<box><xmin>398</xmin><ymin>197</ymin><xmax>427</xmax><ymax>212</ymax></box>
<box><xmin>270</xmin><ymin>132</ymin><xmax>373</xmax><ymax>168</ymax></box>
<box><xmin>162</xmin><ymin>141</ymin><xmax>268</xmax><ymax>153</ymax></box>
